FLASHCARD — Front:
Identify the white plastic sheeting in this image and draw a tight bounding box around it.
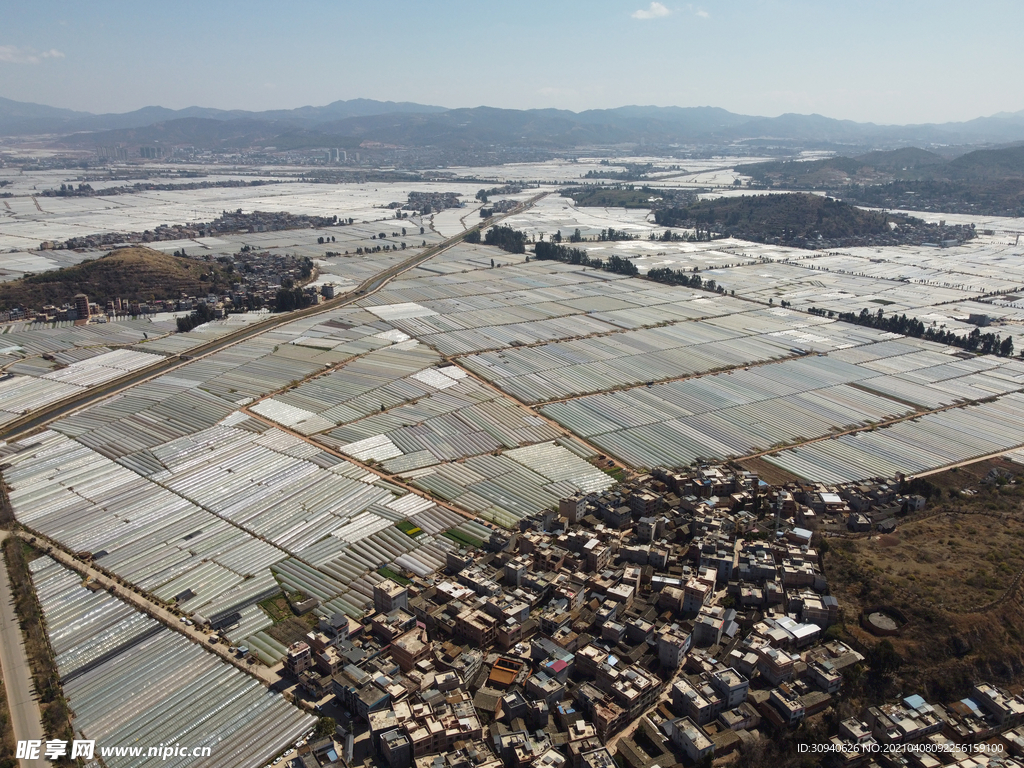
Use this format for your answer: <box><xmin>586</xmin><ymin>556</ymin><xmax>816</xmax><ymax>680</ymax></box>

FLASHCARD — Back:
<box><xmin>765</xmin><ymin>392</ymin><xmax>1024</xmax><ymax>483</ymax></box>
<box><xmin>30</xmin><ymin>557</ymin><xmax>314</xmax><ymax>768</ymax></box>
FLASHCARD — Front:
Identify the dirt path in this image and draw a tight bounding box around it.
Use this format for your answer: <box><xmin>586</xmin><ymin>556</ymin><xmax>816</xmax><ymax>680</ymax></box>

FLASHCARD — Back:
<box><xmin>8</xmin><ymin>530</ymin><xmax>285</xmax><ymax>689</ymax></box>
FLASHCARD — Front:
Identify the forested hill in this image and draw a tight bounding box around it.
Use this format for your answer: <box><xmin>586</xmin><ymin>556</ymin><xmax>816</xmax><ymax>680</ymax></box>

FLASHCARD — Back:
<box><xmin>652</xmin><ymin>193</ymin><xmax>975</xmax><ymax>249</ymax></box>
<box><xmin>739</xmin><ymin>145</ymin><xmax>1024</xmax><ymax>186</ymax></box>
<box><xmin>736</xmin><ymin>145</ymin><xmax>1024</xmax><ymax>217</ymax></box>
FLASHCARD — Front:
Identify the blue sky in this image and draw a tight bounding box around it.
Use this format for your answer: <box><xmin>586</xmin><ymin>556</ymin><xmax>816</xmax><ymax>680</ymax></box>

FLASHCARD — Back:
<box><xmin>0</xmin><ymin>0</ymin><xmax>1020</xmax><ymax>124</ymax></box>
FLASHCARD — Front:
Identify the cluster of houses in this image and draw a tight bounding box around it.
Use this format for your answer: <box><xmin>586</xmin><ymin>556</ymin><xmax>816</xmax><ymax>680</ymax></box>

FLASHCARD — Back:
<box><xmin>827</xmin><ymin>684</ymin><xmax>1024</xmax><ymax>766</ymax></box>
<box><xmin>275</xmin><ymin>464</ymin><xmax>1024</xmax><ymax>768</ymax></box>
<box><xmin>47</xmin><ymin>209</ymin><xmax>340</xmax><ymax>251</ymax></box>
<box><xmin>2</xmin><ymin>250</ymin><xmax>329</xmax><ymax>325</ymax></box>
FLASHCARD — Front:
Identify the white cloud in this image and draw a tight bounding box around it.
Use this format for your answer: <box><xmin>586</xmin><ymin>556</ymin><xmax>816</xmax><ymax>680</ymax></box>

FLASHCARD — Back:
<box><xmin>0</xmin><ymin>45</ymin><xmax>65</xmax><ymax>64</ymax></box>
<box><xmin>632</xmin><ymin>2</ymin><xmax>671</xmax><ymax>20</ymax></box>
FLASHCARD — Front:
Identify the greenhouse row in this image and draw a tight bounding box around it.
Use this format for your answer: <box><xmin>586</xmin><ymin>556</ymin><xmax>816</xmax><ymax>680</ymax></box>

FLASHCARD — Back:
<box><xmin>460</xmin><ymin>319</ymin><xmax>829</xmax><ymax>404</ymax></box>
<box><xmin>764</xmin><ymin>392</ymin><xmax>1024</xmax><ymax>483</ymax></box>
<box><xmin>1</xmin><ymin>431</ymin><xmax>290</xmax><ymax>612</ymax></box>
<box><xmin>39</xmin><ymin>348</ymin><xmax>164</xmax><ymax>386</ymax></box>
<box><xmin>0</xmin><ymin>315</ymin><xmax>172</xmax><ymax>357</ymax></box>
<box><xmin>315</xmin><ymin>377</ymin><xmax>563</xmax><ymax>471</ymax></box>
<box><xmin>0</xmin><ymin>374</ymin><xmax>81</xmax><ymax>424</ymax></box>
<box><xmin>257</xmin><ymin>341</ymin><xmax>446</xmax><ymax>430</ymax></box>
<box><xmin>405</xmin><ymin>442</ymin><xmax>614</xmax><ymax>528</ymax></box>
<box><xmin>540</xmin><ymin>348</ymin><xmax>1024</xmax><ymax>469</ymax></box>
<box><xmin>30</xmin><ymin>557</ymin><xmax>314</xmax><ymax>768</ymax></box>
<box><xmin>1</xmin><ymin>404</ymin><xmax>496</xmax><ymax>659</ymax></box>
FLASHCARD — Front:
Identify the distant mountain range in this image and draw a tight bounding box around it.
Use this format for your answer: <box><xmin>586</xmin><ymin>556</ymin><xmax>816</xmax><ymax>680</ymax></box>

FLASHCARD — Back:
<box><xmin>0</xmin><ymin>96</ymin><xmax>447</xmax><ymax>135</ymax></box>
<box><xmin>2</xmin><ymin>96</ymin><xmax>1024</xmax><ymax>150</ymax></box>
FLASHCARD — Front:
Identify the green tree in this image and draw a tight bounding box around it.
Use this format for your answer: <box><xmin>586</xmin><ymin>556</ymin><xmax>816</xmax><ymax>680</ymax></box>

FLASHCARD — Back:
<box><xmin>314</xmin><ymin>716</ymin><xmax>336</xmax><ymax>738</ymax></box>
<box><xmin>867</xmin><ymin>639</ymin><xmax>902</xmax><ymax>685</ymax></box>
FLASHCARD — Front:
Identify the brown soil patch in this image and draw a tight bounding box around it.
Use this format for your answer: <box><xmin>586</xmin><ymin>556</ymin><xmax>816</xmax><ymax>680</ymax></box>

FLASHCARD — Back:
<box><xmin>736</xmin><ymin>456</ymin><xmax>801</xmax><ymax>485</ymax></box>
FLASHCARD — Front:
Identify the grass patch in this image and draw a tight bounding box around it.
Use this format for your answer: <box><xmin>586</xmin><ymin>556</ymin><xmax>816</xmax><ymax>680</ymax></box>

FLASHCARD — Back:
<box><xmin>258</xmin><ymin>593</ymin><xmax>292</xmax><ymax>624</ymax></box>
<box><xmin>377</xmin><ymin>567</ymin><xmax>412</xmax><ymax>586</ymax></box>
<box><xmin>441</xmin><ymin>529</ymin><xmax>484</xmax><ymax>549</ymax></box>
<box><xmin>395</xmin><ymin>520</ymin><xmax>423</xmax><ymax>537</ymax></box>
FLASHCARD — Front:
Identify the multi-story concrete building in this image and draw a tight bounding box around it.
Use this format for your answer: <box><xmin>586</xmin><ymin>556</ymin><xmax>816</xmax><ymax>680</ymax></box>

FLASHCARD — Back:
<box><xmin>392</xmin><ymin>628</ymin><xmax>431</xmax><ymax>672</ymax></box>
<box><xmin>662</xmin><ymin>717</ymin><xmax>713</xmax><ymax>763</ymax></box>
<box><xmin>683</xmin><ymin>576</ymin><xmax>713</xmax><ymax>613</ymax></box>
<box><xmin>658</xmin><ymin>629</ymin><xmax>691</xmax><ymax>669</ymax></box>
<box><xmin>375</xmin><ymin>581</ymin><xmax>410</xmax><ymax>614</ymax></box>
<box><xmin>710</xmin><ymin>668</ymin><xmax>749</xmax><ymax>709</ymax></box>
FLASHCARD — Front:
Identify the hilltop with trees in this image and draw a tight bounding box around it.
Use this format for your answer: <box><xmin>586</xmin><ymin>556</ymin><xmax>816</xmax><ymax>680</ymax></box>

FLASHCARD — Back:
<box><xmin>738</xmin><ymin>145</ymin><xmax>1024</xmax><ymax>217</ymax></box>
<box><xmin>0</xmin><ymin>247</ymin><xmax>234</xmax><ymax>311</ymax></box>
<box><xmin>653</xmin><ymin>193</ymin><xmax>975</xmax><ymax>249</ymax></box>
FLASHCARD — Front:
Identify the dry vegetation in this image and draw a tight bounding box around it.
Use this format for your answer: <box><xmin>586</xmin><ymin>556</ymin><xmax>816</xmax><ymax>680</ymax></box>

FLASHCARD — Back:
<box><xmin>259</xmin><ymin>593</ymin><xmax>320</xmax><ymax>646</ymax></box>
<box><xmin>833</xmin><ymin>510</ymin><xmax>1024</xmax><ymax>611</ymax></box>
<box><xmin>824</xmin><ymin>458</ymin><xmax>1024</xmax><ymax>702</ymax></box>
<box><xmin>0</xmin><ymin>246</ymin><xmax>233</xmax><ymax>310</ymax></box>
<box><xmin>266</xmin><ymin>615</ymin><xmax>320</xmax><ymax>647</ymax></box>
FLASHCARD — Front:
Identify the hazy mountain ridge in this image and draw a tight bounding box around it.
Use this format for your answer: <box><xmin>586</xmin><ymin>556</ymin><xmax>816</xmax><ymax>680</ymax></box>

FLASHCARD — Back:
<box><xmin>2</xmin><ymin>96</ymin><xmax>1024</xmax><ymax>149</ymax></box>
<box><xmin>0</xmin><ymin>97</ymin><xmax>447</xmax><ymax>135</ymax></box>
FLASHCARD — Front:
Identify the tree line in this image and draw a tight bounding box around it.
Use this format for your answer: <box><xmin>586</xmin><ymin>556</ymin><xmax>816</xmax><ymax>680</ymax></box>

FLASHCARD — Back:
<box><xmin>645</xmin><ymin>266</ymin><xmax>727</xmax><ymax>294</ymax></box>
<box><xmin>473</xmin><ymin>226</ymin><xmax>733</xmax><ymax>293</ymax></box>
<box><xmin>176</xmin><ymin>301</ymin><xmax>218</xmax><ymax>332</ymax></box>
<box><xmin>533</xmin><ymin>241</ymin><xmax>638</xmax><ymax>276</ymax></box>
<box><xmin>808</xmin><ymin>306</ymin><xmax>1016</xmax><ymax>357</ymax></box>
<box><xmin>466</xmin><ymin>225</ymin><xmax>527</xmax><ymax>253</ymax></box>
<box><xmin>274</xmin><ymin>287</ymin><xmax>314</xmax><ymax>313</ymax></box>
<box><xmin>528</xmin><ymin>232</ymin><xmax>733</xmax><ymax>290</ymax></box>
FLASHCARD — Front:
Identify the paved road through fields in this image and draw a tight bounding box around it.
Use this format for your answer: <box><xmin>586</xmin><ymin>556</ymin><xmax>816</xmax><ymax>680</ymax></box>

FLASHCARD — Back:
<box><xmin>0</xmin><ymin>531</ymin><xmax>48</xmax><ymax>768</ymax></box>
<box><xmin>0</xmin><ymin>192</ymin><xmax>547</xmax><ymax>444</ymax></box>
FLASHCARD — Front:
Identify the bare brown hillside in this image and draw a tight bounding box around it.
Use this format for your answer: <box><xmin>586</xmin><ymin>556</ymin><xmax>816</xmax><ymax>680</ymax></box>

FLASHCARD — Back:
<box><xmin>0</xmin><ymin>246</ymin><xmax>233</xmax><ymax>310</ymax></box>
<box><xmin>824</xmin><ymin>458</ymin><xmax>1024</xmax><ymax>702</ymax></box>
